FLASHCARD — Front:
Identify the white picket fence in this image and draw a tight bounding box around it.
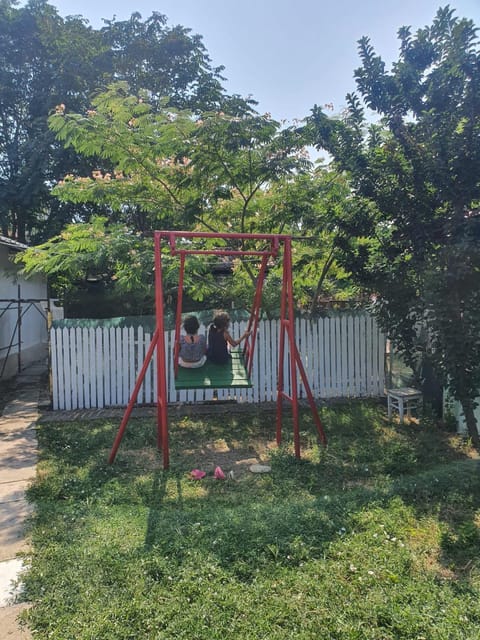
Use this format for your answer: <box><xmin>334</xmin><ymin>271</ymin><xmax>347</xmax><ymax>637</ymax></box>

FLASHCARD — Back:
<box><xmin>50</xmin><ymin>315</ymin><xmax>386</xmax><ymax>410</ymax></box>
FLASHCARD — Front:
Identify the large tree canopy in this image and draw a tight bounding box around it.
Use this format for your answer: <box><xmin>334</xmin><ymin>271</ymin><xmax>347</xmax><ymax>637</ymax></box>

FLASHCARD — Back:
<box><xmin>0</xmin><ymin>0</ymin><xmax>106</xmax><ymax>241</ymax></box>
<box><xmin>99</xmin><ymin>11</ymin><xmax>228</xmax><ymax>113</ymax></box>
<box><xmin>20</xmin><ymin>81</ymin><xmax>352</xmax><ymax>314</ymax></box>
<box><xmin>0</xmin><ymin>1</ymin><xmax>234</xmax><ymax>242</ymax></box>
<box><xmin>306</xmin><ymin>6</ymin><xmax>480</xmax><ymax>444</ymax></box>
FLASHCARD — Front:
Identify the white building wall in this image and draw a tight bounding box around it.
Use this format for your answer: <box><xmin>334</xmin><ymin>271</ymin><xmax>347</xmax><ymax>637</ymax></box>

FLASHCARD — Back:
<box><xmin>446</xmin><ymin>396</ymin><xmax>480</xmax><ymax>436</ymax></box>
<box><xmin>0</xmin><ymin>244</ymin><xmax>48</xmax><ymax>378</ymax></box>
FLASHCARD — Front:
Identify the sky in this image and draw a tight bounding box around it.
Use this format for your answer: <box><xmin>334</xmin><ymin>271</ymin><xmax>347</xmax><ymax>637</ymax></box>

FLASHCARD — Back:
<box><xmin>48</xmin><ymin>0</ymin><xmax>480</xmax><ymax>123</ymax></box>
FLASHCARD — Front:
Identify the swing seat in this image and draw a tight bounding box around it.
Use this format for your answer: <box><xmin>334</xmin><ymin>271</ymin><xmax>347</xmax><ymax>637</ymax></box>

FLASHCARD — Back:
<box><xmin>174</xmin><ymin>350</ymin><xmax>252</xmax><ymax>390</ymax></box>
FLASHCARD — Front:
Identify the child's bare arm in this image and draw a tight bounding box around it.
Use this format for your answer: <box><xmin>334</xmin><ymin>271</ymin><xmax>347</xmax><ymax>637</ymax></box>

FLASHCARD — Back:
<box><xmin>225</xmin><ymin>329</ymin><xmax>251</xmax><ymax>347</ymax></box>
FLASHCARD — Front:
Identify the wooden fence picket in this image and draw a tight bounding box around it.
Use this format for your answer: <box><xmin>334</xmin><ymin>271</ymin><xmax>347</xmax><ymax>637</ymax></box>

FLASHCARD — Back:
<box><xmin>51</xmin><ymin>327</ymin><xmax>59</xmax><ymax>410</ymax></box>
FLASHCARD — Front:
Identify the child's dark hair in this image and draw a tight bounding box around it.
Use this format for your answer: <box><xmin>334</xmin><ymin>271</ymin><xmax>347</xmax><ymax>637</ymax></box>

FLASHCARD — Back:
<box><xmin>183</xmin><ymin>315</ymin><xmax>200</xmax><ymax>334</ymax></box>
<box><xmin>211</xmin><ymin>311</ymin><xmax>230</xmax><ymax>331</ymax></box>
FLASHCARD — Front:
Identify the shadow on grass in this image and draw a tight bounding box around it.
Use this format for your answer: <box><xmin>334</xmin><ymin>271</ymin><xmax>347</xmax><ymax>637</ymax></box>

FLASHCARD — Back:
<box><xmin>144</xmin><ymin>471</ymin><xmax>185</xmax><ymax>550</ymax></box>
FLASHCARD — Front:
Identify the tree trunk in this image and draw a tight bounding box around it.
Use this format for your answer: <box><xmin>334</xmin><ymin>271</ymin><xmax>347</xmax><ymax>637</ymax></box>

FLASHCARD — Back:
<box><xmin>309</xmin><ymin>247</ymin><xmax>335</xmax><ymax>315</ymax></box>
<box><xmin>16</xmin><ymin>214</ymin><xmax>26</xmax><ymax>243</ymax></box>
<box><xmin>459</xmin><ymin>397</ymin><xmax>480</xmax><ymax>449</ymax></box>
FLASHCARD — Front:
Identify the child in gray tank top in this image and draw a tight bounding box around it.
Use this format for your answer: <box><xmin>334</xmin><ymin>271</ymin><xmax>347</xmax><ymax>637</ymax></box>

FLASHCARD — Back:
<box><xmin>178</xmin><ymin>315</ymin><xmax>207</xmax><ymax>368</ymax></box>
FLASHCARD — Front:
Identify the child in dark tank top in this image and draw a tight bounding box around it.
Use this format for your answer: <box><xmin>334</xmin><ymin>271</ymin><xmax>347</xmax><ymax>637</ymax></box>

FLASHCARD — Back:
<box><xmin>207</xmin><ymin>311</ymin><xmax>251</xmax><ymax>365</ymax></box>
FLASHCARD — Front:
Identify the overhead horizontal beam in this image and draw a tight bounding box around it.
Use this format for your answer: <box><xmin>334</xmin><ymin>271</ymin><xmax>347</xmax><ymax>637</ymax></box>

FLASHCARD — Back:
<box><xmin>156</xmin><ymin>230</ymin><xmax>289</xmax><ymax>241</ymax></box>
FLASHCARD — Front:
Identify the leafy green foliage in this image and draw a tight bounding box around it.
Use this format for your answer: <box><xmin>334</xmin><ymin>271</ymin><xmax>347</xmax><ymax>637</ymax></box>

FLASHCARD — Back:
<box><xmin>49</xmin><ymin>83</ymin><xmax>198</xmax><ymax>228</ymax></box>
<box><xmin>306</xmin><ymin>6</ymin><xmax>480</xmax><ymax>443</ymax></box>
<box><xmin>16</xmin><ymin>78</ymin><xmax>355</xmax><ymax>314</ymax></box>
<box><xmin>0</xmin><ymin>0</ymin><xmax>108</xmax><ymax>241</ymax></box>
<box><xmin>7</xmin><ymin>3</ymin><xmax>358</xmax><ymax>314</ymax></box>
<box><xmin>99</xmin><ymin>11</ymin><xmax>228</xmax><ymax>113</ymax></box>
<box><xmin>188</xmin><ymin>110</ymin><xmax>311</xmax><ymax>231</ymax></box>
<box><xmin>17</xmin><ymin>216</ymin><xmax>154</xmax><ymax>308</ymax></box>
<box><xmin>23</xmin><ymin>404</ymin><xmax>480</xmax><ymax>638</ymax></box>
<box><xmin>0</xmin><ymin>3</ymin><xmax>236</xmax><ymax>242</ymax></box>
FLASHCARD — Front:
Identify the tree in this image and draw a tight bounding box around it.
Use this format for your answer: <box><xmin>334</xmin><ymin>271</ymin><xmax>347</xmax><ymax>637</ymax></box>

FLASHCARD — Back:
<box><xmin>306</xmin><ymin>6</ymin><xmax>480</xmax><ymax>444</ymax></box>
<box><xmin>99</xmin><ymin>11</ymin><xmax>228</xmax><ymax>113</ymax></box>
<box><xmin>18</xmin><ymin>84</ymin><xmax>199</xmax><ymax>310</ymax></box>
<box><xmin>48</xmin><ymin>83</ymin><xmax>198</xmax><ymax>228</ymax></box>
<box><xmin>0</xmin><ymin>2</ymin><xmax>238</xmax><ymax>243</ymax></box>
<box><xmin>18</xmin><ymin>79</ymin><xmax>353</xmax><ymax>315</ymax></box>
<box><xmin>0</xmin><ymin>0</ymin><xmax>108</xmax><ymax>241</ymax></box>
<box><xmin>187</xmin><ymin>110</ymin><xmax>310</xmax><ymax>232</ymax></box>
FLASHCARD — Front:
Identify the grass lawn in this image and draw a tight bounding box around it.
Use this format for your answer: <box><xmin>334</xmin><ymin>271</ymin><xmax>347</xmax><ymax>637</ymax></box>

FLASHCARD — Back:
<box><xmin>22</xmin><ymin>401</ymin><xmax>480</xmax><ymax>639</ymax></box>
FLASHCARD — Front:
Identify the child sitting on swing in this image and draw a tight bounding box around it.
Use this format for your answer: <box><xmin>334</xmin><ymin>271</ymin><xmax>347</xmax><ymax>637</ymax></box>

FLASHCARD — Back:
<box><xmin>207</xmin><ymin>311</ymin><xmax>251</xmax><ymax>365</ymax></box>
<box><xmin>178</xmin><ymin>315</ymin><xmax>207</xmax><ymax>368</ymax></box>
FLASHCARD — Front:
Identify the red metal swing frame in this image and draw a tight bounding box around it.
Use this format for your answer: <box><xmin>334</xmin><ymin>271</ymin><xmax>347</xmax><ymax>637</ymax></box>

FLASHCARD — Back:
<box><xmin>109</xmin><ymin>231</ymin><xmax>326</xmax><ymax>469</ymax></box>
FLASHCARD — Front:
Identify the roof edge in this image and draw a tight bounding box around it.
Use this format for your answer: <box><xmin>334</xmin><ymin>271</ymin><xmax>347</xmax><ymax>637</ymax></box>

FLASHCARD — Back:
<box><xmin>0</xmin><ymin>235</ymin><xmax>28</xmax><ymax>251</ymax></box>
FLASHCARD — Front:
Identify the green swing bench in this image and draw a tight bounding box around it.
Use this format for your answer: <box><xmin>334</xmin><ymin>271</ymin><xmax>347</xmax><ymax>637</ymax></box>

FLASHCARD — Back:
<box><xmin>174</xmin><ymin>349</ymin><xmax>252</xmax><ymax>390</ymax></box>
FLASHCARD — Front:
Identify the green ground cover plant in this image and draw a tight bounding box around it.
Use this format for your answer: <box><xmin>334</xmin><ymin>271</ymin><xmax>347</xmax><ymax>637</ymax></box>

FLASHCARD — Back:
<box><xmin>23</xmin><ymin>402</ymin><xmax>480</xmax><ymax>639</ymax></box>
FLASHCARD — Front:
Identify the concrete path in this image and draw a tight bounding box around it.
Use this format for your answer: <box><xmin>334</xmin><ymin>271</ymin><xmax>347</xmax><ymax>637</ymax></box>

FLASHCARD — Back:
<box><xmin>0</xmin><ymin>361</ymin><xmax>46</xmax><ymax>639</ymax></box>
